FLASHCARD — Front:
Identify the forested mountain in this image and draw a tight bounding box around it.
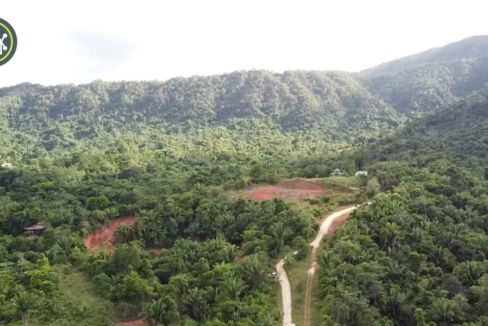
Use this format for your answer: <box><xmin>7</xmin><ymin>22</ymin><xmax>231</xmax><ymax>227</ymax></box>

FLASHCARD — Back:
<box><xmin>1</xmin><ymin>36</ymin><xmax>487</xmax><ymax>162</ymax></box>
<box><xmin>366</xmin><ymin>86</ymin><xmax>488</xmax><ymax>164</ymax></box>
<box><xmin>0</xmin><ymin>70</ymin><xmax>403</xmax><ymax>158</ymax></box>
<box><xmin>362</xmin><ymin>36</ymin><xmax>488</xmax><ymax>114</ymax></box>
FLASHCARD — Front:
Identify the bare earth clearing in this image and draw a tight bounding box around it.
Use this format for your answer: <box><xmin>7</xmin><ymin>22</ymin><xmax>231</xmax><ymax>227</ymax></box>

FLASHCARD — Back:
<box><xmin>234</xmin><ymin>180</ymin><xmax>326</xmax><ymax>202</ymax></box>
<box><xmin>84</xmin><ymin>218</ymin><xmax>136</xmax><ymax>251</ymax></box>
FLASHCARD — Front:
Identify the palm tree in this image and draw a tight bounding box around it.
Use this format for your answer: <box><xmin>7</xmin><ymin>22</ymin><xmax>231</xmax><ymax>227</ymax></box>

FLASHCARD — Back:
<box><xmin>428</xmin><ymin>298</ymin><xmax>461</xmax><ymax>326</ymax></box>
<box><xmin>217</xmin><ymin>213</ymin><xmax>238</xmax><ymax>242</ymax></box>
<box><xmin>379</xmin><ymin>222</ymin><xmax>404</xmax><ymax>249</ymax></box>
<box><xmin>240</xmin><ymin>254</ymin><xmax>268</xmax><ymax>290</ymax></box>
<box><xmin>271</xmin><ymin>222</ymin><xmax>292</xmax><ymax>254</ymax></box>
<box><xmin>143</xmin><ymin>296</ymin><xmax>179</xmax><ymax>326</ymax></box>
<box><xmin>99</xmin><ymin>242</ymin><xmax>112</xmax><ymax>260</ymax></box>
<box><xmin>57</xmin><ymin>237</ymin><xmax>72</xmax><ymax>255</ymax></box>
<box><xmin>242</xmin><ymin>176</ymin><xmax>251</xmax><ymax>188</ymax></box>
<box><xmin>223</xmin><ymin>273</ymin><xmax>246</xmax><ymax>300</ymax></box>
<box><xmin>12</xmin><ymin>291</ymin><xmax>37</xmax><ymax>326</ymax></box>
<box><xmin>465</xmin><ymin>261</ymin><xmax>484</xmax><ymax>286</ymax></box>
<box><xmin>385</xmin><ymin>287</ymin><xmax>407</xmax><ymax>319</ymax></box>
<box><xmin>192</xmin><ymin>183</ymin><xmax>206</xmax><ymax>197</ymax></box>
<box><xmin>138</xmin><ymin>211</ymin><xmax>166</xmax><ymax>246</ymax></box>
<box><xmin>114</xmin><ymin>224</ymin><xmax>135</xmax><ymax>244</ymax></box>
<box><xmin>221</xmin><ymin>245</ymin><xmax>238</xmax><ymax>263</ymax></box>
<box><xmin>183</xmin><ymin>288</ymin><xmax>207</xmax><ymax>320</ymax></box>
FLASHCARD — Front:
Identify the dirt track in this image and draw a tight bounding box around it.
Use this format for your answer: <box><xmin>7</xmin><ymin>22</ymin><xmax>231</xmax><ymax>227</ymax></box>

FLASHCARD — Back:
<box><xmin>303</xmin><ymin>206</ymin><xmax>357</xmax><ymax>326</ymax></box>
<box><xmin>276</xmin><ymin>259</ymin><xmax>293</xmax><ymax>326</ymax></box>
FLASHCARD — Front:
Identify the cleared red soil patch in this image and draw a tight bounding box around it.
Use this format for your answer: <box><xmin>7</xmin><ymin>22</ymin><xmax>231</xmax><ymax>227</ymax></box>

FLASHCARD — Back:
<box><xmin>85</xmin><ymin>218</ymin><xmax>136</xmax><ymax>251</ymax></box>
<box><xmin>116</xmin><ymin>319</ymin><xmax>146</xmax><ymax>326</ymax></box>
<box><xmin>237</xmin><ymin>180</ymin><xmax>325</xmax><ymax>202</ymax></box>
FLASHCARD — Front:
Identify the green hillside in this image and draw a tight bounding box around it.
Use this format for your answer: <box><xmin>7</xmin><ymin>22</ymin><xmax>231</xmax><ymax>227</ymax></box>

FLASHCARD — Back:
<box><xmin>362</xmin><ymin>36</ymin><xmax>488</xmax><ymax>114</ymax></box>
<box><xmin>365</xmin><ymin>86</ymin><xmax>488</xmax><ymax>164</ymax></box>
<box><xmin>0</xmin><ymin>71</ymin><xmax>404</xmax><ymax>157</ymax></box>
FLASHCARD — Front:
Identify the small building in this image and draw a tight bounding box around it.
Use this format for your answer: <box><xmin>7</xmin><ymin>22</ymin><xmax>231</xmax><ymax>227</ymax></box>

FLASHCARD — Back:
<box><xmin>1</xmin><ymin>163</ymin><xmax>14</xmax><ymax>168</ymax></box>
<box><xmin>330</xmin><ymin>169</ymin><xmax>343</xmax><ymax>177</ymax></box>
<box><xmin>355</xmin><ymin>171</ymin><xmax>368</xmax><ymax>177</ymax></box>
<box><xmin>24</xmin><ymin>223</ymin><xmax>48</xmax><ymax>236</ymax></box>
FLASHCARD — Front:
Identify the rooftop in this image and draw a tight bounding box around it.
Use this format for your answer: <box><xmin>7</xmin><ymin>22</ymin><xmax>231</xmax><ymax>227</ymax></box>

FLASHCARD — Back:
<box><xmin>24</xmin><ymin>223</ymin><xmax>48</xmax><ymax>231</ymax></box>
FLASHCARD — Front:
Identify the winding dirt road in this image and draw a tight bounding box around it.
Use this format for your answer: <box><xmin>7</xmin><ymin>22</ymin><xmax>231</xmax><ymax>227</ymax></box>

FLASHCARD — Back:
<box><xmin>303</xmin><ymin>206</ymin><xmax>358</xmax><ymax>326</ymax></box>
<box><xmin>276</xmin><ymin>259</ymin><xmax>294</xmax><ymax>326</ymax></box>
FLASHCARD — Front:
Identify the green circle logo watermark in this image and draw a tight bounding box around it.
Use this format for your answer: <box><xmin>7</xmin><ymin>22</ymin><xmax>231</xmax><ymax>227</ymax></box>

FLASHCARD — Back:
<box><xmin>0</xmin><ymin>18</ymin><xmax>17</xmax><ymax>66</ymax></box>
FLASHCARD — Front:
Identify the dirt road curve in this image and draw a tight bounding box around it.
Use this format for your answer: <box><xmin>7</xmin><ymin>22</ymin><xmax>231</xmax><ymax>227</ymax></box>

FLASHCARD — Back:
<box><xmin>276</xmin><ymin>259</ymin><xmax>293</xmax><ymax>326</ymax></box>
<box><xmin>310</xmin><ymin>206</ymin><xmax>357</xmax><ymax>257</ymax></box>
<box><xmin>303</xmin><ymin>206</ymin><xmax>358</xmax><ymax>326</ymax></box>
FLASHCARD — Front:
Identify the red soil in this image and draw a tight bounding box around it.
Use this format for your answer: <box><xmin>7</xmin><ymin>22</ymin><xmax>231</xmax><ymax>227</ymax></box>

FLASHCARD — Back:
<box><xmin>245</xmin><ymin>180</ymin><xmax>325</xmax><ymax>202</ymax></box>
<box><xmin>236</xmin><ymin>254</ymin><xmax>245</xmax><ymax>261</ymax></box>
<box><xmin>85</xmin><ymin>218</ymin><xmax>136</xmax><ymax>251</ymax></box>
<box><xmin>116</xmin><ymin>319</ymin><xmax>146</xmax><ymax>326</ymax></box>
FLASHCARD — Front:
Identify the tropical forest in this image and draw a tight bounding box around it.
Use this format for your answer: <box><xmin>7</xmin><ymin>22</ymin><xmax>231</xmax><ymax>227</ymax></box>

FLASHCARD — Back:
<box><xmin>1</xmin><ymin>35</ymin><xmax>488</xmax><ymax>326</ymax></box>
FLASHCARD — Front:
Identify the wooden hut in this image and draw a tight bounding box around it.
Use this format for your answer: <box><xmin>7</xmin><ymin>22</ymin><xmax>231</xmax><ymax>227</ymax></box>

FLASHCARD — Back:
<box><xmin>24</xmin><ymin>223</ymin><xmax>48</xmax><ymax>236</ymax></box>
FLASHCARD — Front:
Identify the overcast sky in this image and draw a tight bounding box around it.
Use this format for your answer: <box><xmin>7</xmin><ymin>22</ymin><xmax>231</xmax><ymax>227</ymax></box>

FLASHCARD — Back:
<box><xmin>1</xmin><ymin>0</ymin><xmax>487</xmax><ymax>87</ymax></box>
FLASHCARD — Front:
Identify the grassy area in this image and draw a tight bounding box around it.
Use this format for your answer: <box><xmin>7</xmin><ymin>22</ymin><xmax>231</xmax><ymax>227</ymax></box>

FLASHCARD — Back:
<box><xmin>276</xmin><ymin>273</ymin><xmax>284</xmax><ymax>325</ymax></box>
<box><xmin>310</xmin><ymin>176</ymin><xmax>360</xmax><ymax>191</ymax></box>
<box><xmin>327</xmin><ymin>176</ymin><xmax>360</xmax><ymax>187</ymax></box>
<box><xmin>31</xmin><ymin>265</ymin><xmax>119</xmax><ymax>326</ymax></box>
<box><xmin>285</xmin><ymin>254</ymin><xmax>323</xmax><ymax>326</ymax></box>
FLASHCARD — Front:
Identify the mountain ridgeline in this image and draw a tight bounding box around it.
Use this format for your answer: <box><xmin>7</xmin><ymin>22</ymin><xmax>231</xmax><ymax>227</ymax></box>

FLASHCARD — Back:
<box><xmin>1</xmin><ymin>36</ymin><xmax>487</xmax><ymax>159</ymax></box>
<box><xmin>0</xmin><ymin>71</ymin><xmax>402</xmax><ymax>154</ymax></box>
<box><xmin>362</xmin><ymin>36</ymin><xmax>488</xmax><ymax>114</ymax></box>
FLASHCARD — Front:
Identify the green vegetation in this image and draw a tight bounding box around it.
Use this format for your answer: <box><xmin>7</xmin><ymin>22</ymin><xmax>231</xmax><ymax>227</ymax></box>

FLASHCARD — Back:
<box><xmin>362</xmin><ymin>36</ymin><xmax>488</xmax><ymax>115</ymax></box>
<box><xmin>285</xmin><ymin>253</ymin><xmax>323</xmax><ymax>326</ymax></box>
<box><xmin>1</xmin><ymin>36</ymin><xmax>488</xmax><ymax>326</ymax></box>
<box><xmin>31</xmin><ymin>266</ymin><xmax>119</xmax><ymax>326</ymax></box>
<box><xmin>321</xmin><ymin>176</ymin><xmax>360</xmax><ymax>187</ymax></box>
<box><xmin>316</xmin><ymin>89</ymin><xmax>488</xmax><ymax>326</ymax></box>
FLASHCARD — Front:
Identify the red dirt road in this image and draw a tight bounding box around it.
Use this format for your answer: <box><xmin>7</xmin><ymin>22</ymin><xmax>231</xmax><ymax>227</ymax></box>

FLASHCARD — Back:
<box><xmin>238</xmin><ymin>180</ymin><xmax>325</xmax><ymax>202</ymax></box>
<box><xmin>84</xmin><ymin>218</ymin><xmax>136</xmax><ymax>251</ymax></box>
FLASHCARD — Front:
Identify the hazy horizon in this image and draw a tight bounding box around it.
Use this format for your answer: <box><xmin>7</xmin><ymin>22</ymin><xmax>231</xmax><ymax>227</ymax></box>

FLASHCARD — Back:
<box><xmin>1</xmin><ymin>0</ymin><xmax>488</xmax><ymax>87</ymax></box>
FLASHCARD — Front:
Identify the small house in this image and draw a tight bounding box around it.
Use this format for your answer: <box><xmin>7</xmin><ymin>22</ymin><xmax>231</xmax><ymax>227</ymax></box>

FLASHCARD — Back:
<box><xmin>1</xmin><ymin>163</ymin><xmax>13</xmax><ymax>168</ymax></box>
<box><xmin>24</xmin><ymin>223</ymin><xmax>48</xmax><ymax>236</ymax></box>
<box><xmin>355</xmin><ymin>171</ymin><xmax>368</xmax><ymax>177</ymax></box>
<box><xmin>330</xmin><ymin>169</ymin><xmax>343</xmax><ymax>177</ymax></box>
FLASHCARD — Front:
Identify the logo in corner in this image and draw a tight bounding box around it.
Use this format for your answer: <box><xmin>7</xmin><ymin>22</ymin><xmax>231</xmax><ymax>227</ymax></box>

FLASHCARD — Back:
<box><xmin>0</xmin><ymin>18</ymin><xmax>17</xmax><ymax>66</ymax></box>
